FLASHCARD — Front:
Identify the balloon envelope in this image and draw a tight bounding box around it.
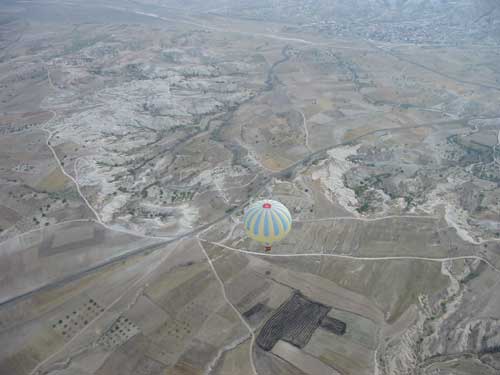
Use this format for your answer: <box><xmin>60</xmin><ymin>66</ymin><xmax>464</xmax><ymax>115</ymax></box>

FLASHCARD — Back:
<box><xmin>243</xmin><ymin>199</ymin><xmax>292</xmax><ymax>247</ymax></box>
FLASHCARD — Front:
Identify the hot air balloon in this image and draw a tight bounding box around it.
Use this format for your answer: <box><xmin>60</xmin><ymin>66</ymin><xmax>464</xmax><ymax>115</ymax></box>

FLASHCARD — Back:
<box><xmin>243</xmin><ymin>199</ymin><xmax>292</xmax><ymax>251</ymax></box>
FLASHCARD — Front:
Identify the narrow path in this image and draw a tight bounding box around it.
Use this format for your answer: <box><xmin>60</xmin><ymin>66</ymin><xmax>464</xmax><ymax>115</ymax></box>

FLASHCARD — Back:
<box><xmin>295</xmin><ymin>215</ymin><xmax>438</xmax><ymax>223</ymax></box>
<box><xmin>201</xmin><ymin>240</ymin><xmax>500</xmax><ymax>274</ymax></box>
<box><xmin>43</xmin><ymin>128</ymin><xmax>103</xmax><ymax>225</ymax></box>
<box><xmin>197</xmin><ymin>239</ymin><xmax>258</xmax><ymax>375</ymax></box>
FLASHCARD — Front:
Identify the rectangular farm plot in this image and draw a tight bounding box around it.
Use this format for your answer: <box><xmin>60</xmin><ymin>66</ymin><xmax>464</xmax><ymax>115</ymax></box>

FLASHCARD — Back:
<box><xmin>271</xmin><ymin>340</ymin><xmax>341</xmax><ymax>375</ymax></box>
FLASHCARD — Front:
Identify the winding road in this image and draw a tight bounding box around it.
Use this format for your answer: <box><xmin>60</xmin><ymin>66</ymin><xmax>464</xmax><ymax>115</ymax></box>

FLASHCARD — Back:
<box><xmin>199</xmin><ymin>240</ymin><xmax>500</xmax><ymax>274</ymax></box>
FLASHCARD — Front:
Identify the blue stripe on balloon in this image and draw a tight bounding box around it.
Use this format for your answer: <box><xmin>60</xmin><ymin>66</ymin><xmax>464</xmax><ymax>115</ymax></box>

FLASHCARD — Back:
<box><xmin>244</xmin><ymin>211</ymin><xmax>255</xmax><ymax>229</ymax></box>
<box><xmin>245</xmin><ymin>208</ymin><xmax>261</xmax><ymax>230</ymax></box>
<box><xmin>273</xmin><ymin>209</ymin><xmax>289</xmax><ymax>232</ymax></box>
<box><xmin>270</xmin><ymin>211</ymin><xmax>280</xmax><ymax>236</ymax></box>
<box><xmin>244</xmin><ymin>206</ymin><xmax>260</xmax><ymax>222</ymax></box>
<box><xmin>274</xmin><ymin>206</ymin><xmax>292</xmax><ymax>222</ymax></box>
<box><xmin>253</xmin><ymin>210</ymin><xmax>264</xmax><ymax>235</ymax></box>
<box><xmin>263</xmin><ymin>210</ymin><xmax>270</xmax><ymax>236</ymax></box>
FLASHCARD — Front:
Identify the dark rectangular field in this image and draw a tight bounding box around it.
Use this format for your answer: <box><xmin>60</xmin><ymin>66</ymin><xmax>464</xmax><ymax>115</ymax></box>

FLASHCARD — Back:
<box><xmin>256</xmin><ymin>292</ymin><xmax>330</xmax><ymax>351</ymax></box>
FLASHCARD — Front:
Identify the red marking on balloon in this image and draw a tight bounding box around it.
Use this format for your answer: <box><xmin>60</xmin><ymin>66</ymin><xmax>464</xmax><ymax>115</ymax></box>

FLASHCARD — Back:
<box><xmin>262</xmin><ymin>203</ymin><xmax>272</xmax><ymax>209</ymax></box>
